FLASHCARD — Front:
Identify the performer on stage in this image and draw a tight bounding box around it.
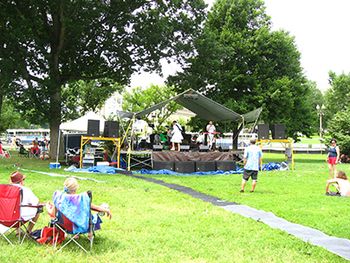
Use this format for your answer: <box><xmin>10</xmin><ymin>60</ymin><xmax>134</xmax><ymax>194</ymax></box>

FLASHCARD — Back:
<box><xmin>170</xmin><ymin>121</ymin><xmax>183</xmax><ymax>151</ymax></box>
<box><xmin>206</xmin><ymin>121</ymin><xmax>216</xmax><ymax>150</ymax></box>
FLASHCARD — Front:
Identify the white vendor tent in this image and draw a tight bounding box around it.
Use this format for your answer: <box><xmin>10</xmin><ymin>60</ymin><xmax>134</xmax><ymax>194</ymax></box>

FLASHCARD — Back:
<box><xmin>56</xmin><ymin>111</ymin><xmax>106</xmax><ymax>162</ymax></box>
<box><xmin>60</xmin><ymin>111</ymin><xmax>105</xmax><ymax>132</ymax></box>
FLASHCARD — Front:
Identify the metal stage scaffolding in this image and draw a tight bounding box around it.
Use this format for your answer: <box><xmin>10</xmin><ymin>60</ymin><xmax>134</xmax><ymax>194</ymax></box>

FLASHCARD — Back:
<box><xmin>257</xmin><ymin>139</ymin><xmax>294</xmax><ymax>170</ymax></box>
<box><xmin>122</xmin><ymin>150</ymin><xmax>153</xmax><ymax>170</ymax></box>
<box><xmin>79</xmin><ymin>136</ymin><xmax>121</xmax><ymax>168</ymax></box>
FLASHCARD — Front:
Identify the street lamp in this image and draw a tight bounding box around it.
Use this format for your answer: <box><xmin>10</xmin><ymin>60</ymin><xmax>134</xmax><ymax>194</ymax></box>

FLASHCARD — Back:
<box><xmin>316</xmin><ymin>104</ymin><xmax>326</xmax><ymax>139</ymax></box>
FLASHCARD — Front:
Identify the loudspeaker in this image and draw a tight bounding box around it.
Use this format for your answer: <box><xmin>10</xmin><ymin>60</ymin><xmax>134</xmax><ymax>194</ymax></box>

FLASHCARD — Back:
<box><xmin>180</xmin><ymin>145</ymin><xmax>190</xmax><ymax>152</ymax></box>
<box><xmin>271</xmin><ymin>124</ymin><xmax>286</xmax><ymax>139</ymax></box>
<box><xmin>103</xmin><ymin>121</ymin><xmax>119</xmax><ymax>138</ymax></box>
<box><xmin>196</xmin><ymin>161</ymin><xmax>216</xmax><ymax>172</ymax></box>
<box><xmin>199</xmin><ymin>145</ymin><xmax>209</xmax><ymax>152</ymax></box>
<box><xmin>175</xmin><ymin>161</ymin><xmax>195</xmax><ymax>173</ymax></box>
<box><xmin>153</xmin><ymin>161</ymin><xmax>174</xmax><ymax>171</ymax></box>
<box><xmin>258</xmin><ymin>124</ymin><xmax>269</xmax><ymax>139</ymax></box>
<box><xmin>216</xmin><ymin>160</ymin><xmax>236</xmax><ymax>171</ymax></box>
<box><xmin>87</xmin><ymin>120</ymin><xmax>100</xmax><ymax>136</ymax></box>
<box><xmin>152</xmin><ymin>145</ymin><xmax>163</xmax><ymax>151</ymax></box>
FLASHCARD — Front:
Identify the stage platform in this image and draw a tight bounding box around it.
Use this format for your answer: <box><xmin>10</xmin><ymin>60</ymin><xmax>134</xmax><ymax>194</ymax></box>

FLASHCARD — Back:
<box><xmin>152</xmin><ymin>151</ymin><xmax>241</xmax><ymax>162</ymax></box>
<box><xmin>121</xmin><ymin>150</ymin><xmax>242</xmax><ymax>170</ymax></box>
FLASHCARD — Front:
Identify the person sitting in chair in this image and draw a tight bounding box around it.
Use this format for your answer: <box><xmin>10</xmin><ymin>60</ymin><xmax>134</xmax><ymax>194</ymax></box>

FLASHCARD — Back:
<box><xmin>46</xmin><ymin>177</ymin><xmax>112</xmax><ymax>237</ymax></box>
<box><xmin>10</xmin><ymin>171</ymin><xmax>43</xmax><ymax>232</ymax></box>
<box><xmin>30</xmin><ymin>138</ymin><xmax>40</xmax><ymax>157</ymax></box>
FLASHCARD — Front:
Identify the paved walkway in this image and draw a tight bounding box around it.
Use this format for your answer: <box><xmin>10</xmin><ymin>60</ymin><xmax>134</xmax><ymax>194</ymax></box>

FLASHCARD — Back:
<box><xmin>129</xmin><ymin>174</ymin><xmax>350</xmax><ymax>261</ymax></box>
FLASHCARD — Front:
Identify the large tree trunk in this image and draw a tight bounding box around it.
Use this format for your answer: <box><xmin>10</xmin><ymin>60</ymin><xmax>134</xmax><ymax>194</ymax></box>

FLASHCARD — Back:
<box><xmin>49</xmin><ymin>2</ymin><xmax>65</xmax><ymax>160</ymax></box>
<box><xmin>49</xmin><ymin>84</ymin><xmax>63</xmax><ymax>160</ymax></box>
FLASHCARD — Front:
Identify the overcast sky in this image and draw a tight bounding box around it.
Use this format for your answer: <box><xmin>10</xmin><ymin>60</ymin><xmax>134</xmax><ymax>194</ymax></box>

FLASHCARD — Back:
<box><xmin>131</xmin><ymin>0</ymin><xmax>350</xmax><ymax>92</ymax></box>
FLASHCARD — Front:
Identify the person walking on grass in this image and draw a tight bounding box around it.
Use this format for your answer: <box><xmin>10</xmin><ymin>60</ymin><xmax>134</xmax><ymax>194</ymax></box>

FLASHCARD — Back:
<box><xmin>240</xmin><ymin>139</ymin><xmax>262</xmax><ymax>193</ymax></box>
<box><xmin>327</xmin><ymin>138</ymin><xmax>340</xmax><ymax>179</ymax></box>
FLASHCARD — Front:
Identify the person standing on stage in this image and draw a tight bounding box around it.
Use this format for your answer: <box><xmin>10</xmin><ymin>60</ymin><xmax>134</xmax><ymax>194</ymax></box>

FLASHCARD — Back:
<box><xmin>170</xmin><ymin>121</ymin><xmax>183</xmax><ymax>151</ymax></box>
<box><xmin>240</xmin><ymin>139</ymin><xmax>262</xmax><ymax>193</ymax></box>
<box><xmin>206</xmin><ymin>121</ymin><xmax>216</xmax><ymax>150</ymax></box>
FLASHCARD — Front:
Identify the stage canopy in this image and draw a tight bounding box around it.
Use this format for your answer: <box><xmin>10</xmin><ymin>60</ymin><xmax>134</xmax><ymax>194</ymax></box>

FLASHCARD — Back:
<box><xmin>132</xmin><ymin>89</ymin><xmax>261</xmax><ymax>123</ymax></box>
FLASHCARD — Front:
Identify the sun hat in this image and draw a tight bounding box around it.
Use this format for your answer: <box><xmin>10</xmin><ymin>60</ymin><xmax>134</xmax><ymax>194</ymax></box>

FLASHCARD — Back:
<box><xmin>10</xmin><ymin>171</ymin><xmax>26</xmax><ymax>184</ymax></box>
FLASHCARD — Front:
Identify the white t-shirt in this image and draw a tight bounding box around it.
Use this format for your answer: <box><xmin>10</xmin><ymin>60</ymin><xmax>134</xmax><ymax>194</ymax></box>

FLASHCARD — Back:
<box><xmin>206</xmin><ymin>124</ymin><xmax>216</xmax><ymax>134</ymax></box>
<box><xmin>17</xmin><ymin>185</ymin><xmax>39</xmax><ymax>220</ymax></box>
<box><xmin>243</xmin><ymin>144</ymin><xmax>262</xmax><ymax>171</ymax></box>
<box><xmin>336</xmin><ymin>179</ymin><xmax>350</xmax><ymax>197</ymax></box>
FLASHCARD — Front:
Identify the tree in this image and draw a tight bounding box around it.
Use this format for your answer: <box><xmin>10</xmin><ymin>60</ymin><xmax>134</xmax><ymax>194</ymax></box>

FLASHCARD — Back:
<box><xmin>327</xmin><ymin>109</ymin><xmax>350</xmax><ymax>155</ymax></box>
<box><xmin>122</xmin><ymin>85</ymin><xmax>182</xmax><ymax>130</ymax></box>
<box><xmin>168</xmin><ymin>0</ymin><xmax>314</xmax><ymax>138</ymax></box>
<box><xmin>0</xmin><ymin>98</ymin><xmax>31</xmax><ymax>133</ymax></box>
<box><xmin>324</xmin><ymin>71</ymin><xmax>350</xmax><ymax>126</ymax></box>
<box><xmin>0</xmin><ymin>0</ymin><xmax>206</xmax><ymax>158</ymax></box>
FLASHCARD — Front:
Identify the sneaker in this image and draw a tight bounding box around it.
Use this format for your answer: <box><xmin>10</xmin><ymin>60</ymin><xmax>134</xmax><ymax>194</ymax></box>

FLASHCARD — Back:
<box><xmin>250</xmin><ymin>190</ymin><xmax>254</xmax><ymax>193</ymax></box>
<box><xmin>239</xmin><ymin>190</ymin><xmax>244</xmax><ymax>193</ymax></box>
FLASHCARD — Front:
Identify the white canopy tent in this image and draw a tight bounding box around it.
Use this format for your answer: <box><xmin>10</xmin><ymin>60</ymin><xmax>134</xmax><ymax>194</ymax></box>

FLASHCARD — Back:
<box><xmin>60</xmin><ymin>111</ymin><xmax>106</xmax><ymax>132</ymax></box>
<box><xmin>56</xmin><ymin>112</ymin><xmax>106</xmax><ymax>162</ymax></box>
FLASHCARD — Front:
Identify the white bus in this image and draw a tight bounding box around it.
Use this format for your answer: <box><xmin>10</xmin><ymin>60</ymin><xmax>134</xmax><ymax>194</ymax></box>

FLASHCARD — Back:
<box><xmin>216</xmin><ymin>132</ymin><xmax>258</xmax><ymax>150</ymax></box>
<box><xmin>6</xmin><ymin>129</ymin><xmax>50</xmax><ymax>145</ymax></box>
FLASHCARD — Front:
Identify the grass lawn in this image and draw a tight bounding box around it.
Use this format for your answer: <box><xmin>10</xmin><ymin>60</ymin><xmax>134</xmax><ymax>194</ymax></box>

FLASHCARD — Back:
<box><xmin>0</xmin><ymin>153</ymin><xmax>348</xmax><ymax>262</ymax></box>
<box><xmin>145</xmin><ymin>153</ymin><xmax>350</xmax><ymax>240</ymax></box>
<box><xmin>297</xmin><ymin>136</ymin><xmax>323</xmax><ymax>144</ymax></box>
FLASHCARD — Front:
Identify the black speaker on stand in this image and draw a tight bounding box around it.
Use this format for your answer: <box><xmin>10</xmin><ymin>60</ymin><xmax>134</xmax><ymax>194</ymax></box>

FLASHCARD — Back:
<box><xmin>87</xmin><ymin>120</ymin><xmax>100</xmax><ymax>136</ymax></box>
<box><xmin>271</xmin><ymin>124</ymin><xmax>286</xmax><ymax>139</ymax></box>
<box><xmin>103</xmin><ymin>121</ymin><xmax>119</xmax><ymax>138</ymax></box>
<box><xmin>258</xmin><ymin>124</ymin><xmax>269</xmax><ymax>139</ymax></box>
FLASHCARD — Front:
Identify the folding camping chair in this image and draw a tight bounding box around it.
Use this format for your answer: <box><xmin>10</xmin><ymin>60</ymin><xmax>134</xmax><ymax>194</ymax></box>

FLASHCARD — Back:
<box><xmin>52</xmin><ymin>191</ymin><xmax>97</xmax><ymax>253</ymax></box>
<box><xmin>0</xmin><ymin>184</ymin><xmax>42</xmax><ymax>245</ymax></box>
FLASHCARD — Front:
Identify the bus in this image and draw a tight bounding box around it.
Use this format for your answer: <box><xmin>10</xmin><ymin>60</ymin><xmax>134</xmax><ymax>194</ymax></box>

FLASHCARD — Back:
<box><xmin>215</xmin><ymin>132</ymin><xmax>258</xmax><ymax>150</ymax></box>
<box><xmin>6</xmin><ymin>129</ymin><xmax>50</xmax><ymax>145</ymax></box>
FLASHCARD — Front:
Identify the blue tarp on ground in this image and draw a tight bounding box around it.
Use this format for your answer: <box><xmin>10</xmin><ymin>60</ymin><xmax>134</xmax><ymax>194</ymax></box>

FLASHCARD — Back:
<box><xmin>64</xmin><ymin>162</ymin><xmax>286</xmax><ymax>175</ymax></box>
<box><xmin>136</xmin><ymin>168</ymin><xmax>244</xmax><ymax>176</ymax></box>
<box><xmin>65</xmin><ymin>165</ymin><xmax>125</xmax><ymax>174</ymax></box>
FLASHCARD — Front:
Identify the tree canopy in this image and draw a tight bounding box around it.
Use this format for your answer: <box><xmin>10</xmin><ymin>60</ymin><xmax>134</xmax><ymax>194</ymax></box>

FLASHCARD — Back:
<box><xmin>122</xmin><ymin>85</ymin><xmax>182</xmax><ymax>130</ymax></box>
<box><xmin>324</xmin><ymin>71</ymin><xmax>350</xmax><ymax>122</ymax></box>
<box><xmin>168</xmin><ymin>0</ymin><xmax>314</xmax><ymax>137</ymax></box>
<box><xmin>0</xmin><ymin>0</ymin><xmax>206</xmax><ymax>157</ymax></box>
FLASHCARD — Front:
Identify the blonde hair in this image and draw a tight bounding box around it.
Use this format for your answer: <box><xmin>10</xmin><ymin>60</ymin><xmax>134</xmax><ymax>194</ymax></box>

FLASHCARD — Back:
<box><xmin>337</xmin><ymin>171</ymin><xmax>347</xmax><ymax>180</ymax></box>
<box><xmin>64</xmin><ymin>177</ymin><xmax>79</xmax><ymax>194</ymax></box>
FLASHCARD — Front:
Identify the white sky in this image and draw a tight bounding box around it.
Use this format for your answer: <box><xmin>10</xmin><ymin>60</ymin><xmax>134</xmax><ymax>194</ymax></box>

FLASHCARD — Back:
<box><xmin>130</xmin><ymin>0</ymin><xmax>350</xmax><ymax>91</ymax></box>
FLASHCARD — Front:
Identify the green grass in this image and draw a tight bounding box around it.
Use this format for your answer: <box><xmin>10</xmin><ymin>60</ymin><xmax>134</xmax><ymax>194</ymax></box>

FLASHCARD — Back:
<box><xmin>145</xmin><ymin>153</ymin><xmax>350</xmax><ymax>240</ymax></box>
<box><xmin>297</xmin><ymin>136</ymin><xmax>322</xmax><ymax>144</ymax></box>
<box><xmin>0</xmin><ymin>154</ymin><xmax>347</xmax><ymax>262</ymax></box>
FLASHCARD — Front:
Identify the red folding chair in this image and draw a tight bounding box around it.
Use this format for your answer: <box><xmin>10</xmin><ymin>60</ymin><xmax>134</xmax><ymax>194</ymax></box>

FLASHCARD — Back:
<box><xmin>0</xmin><ymin>184</ymin><xmax>42</xmax><ymax>245</ymax></box>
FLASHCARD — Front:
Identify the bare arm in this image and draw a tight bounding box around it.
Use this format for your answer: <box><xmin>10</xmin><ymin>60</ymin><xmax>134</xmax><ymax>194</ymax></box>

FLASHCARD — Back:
<box><xmin>336</xmin><ymin>146</ymin><xmax>340</xmax><ymax>163</ymax></box>
<box><xmin>91</xmin><ymin>203</ymin><xmax>112</xmax><ymax>219</ymax></box>
<box><xmin>326</xmin><ymin>179</ymin><xmax>338</xmax><ymax>193</ymax></box>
